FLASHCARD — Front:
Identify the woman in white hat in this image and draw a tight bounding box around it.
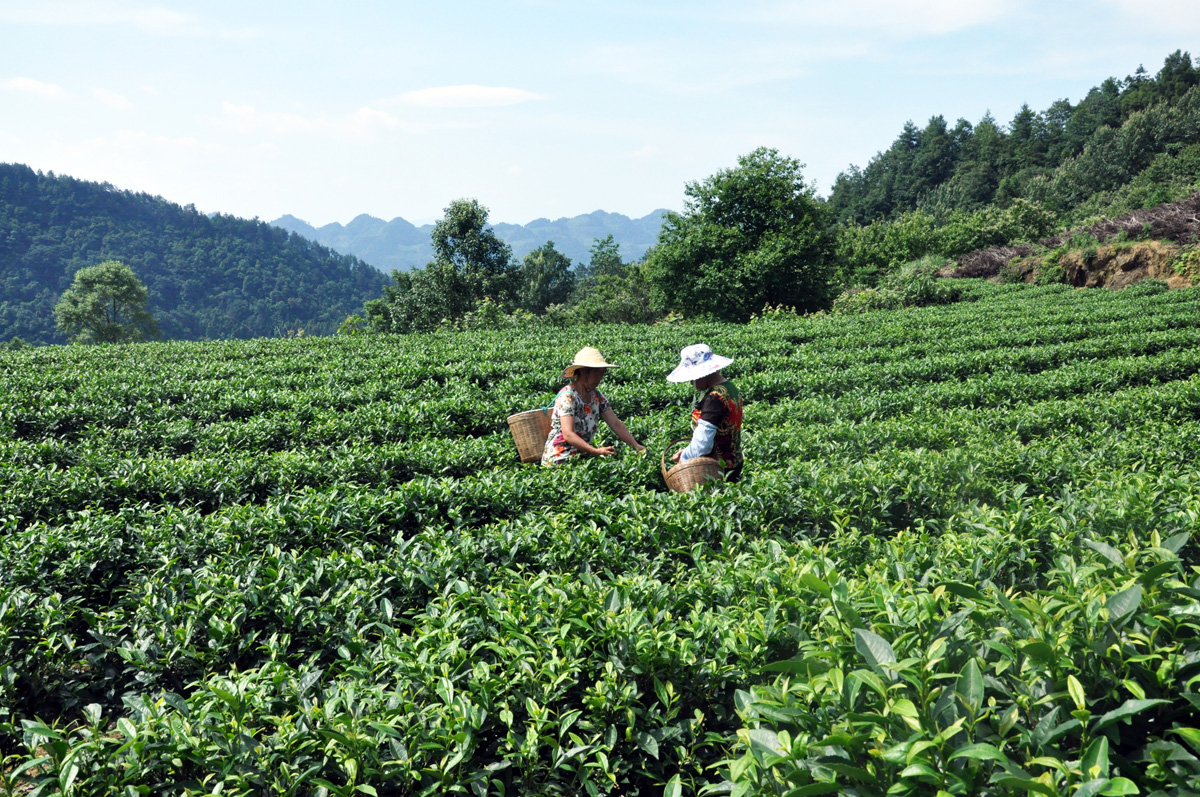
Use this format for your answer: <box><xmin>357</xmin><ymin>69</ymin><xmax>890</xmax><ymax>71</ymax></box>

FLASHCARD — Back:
<box><xmin>667</xmin><ymin>343</ymin><xmax>743</xmax><ymax>481</ymax></box>
<box><xmin>541</xmin><ymin>347</ymin><xmax>646</xmax><ymax>465</ymax></box>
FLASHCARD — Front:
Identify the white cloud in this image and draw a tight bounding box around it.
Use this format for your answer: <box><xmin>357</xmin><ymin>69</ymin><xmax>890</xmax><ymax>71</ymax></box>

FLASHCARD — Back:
<box><xmin>59</xmin><ymin>129</ymin><xmax>220</xmax><ymax>167</ymax></box>
<box><xmin>1100</xmin><ymin>0</ymin><xmax>1200</xmax><ymax>32</ymax></box>
<box><xmin>2</xmin><ymin>77</ymin><xmax>67</xmax><ymax>97</ymax></box>
<box><xmin>0</xmin><ymin>2</ymin><xmax>266</xmax><ymax>37</ymax></box>
<box><xmin>93</xmin><ymin>88</ymin><xmax>131</xmax><ymax>109</ymax></box>
<box><xmin>220</xmin><ymin>102</ymin><xmax>406</xmax><ymax>140</ymax></box>
<box><xmin>0</xmin><ymin>2</ymin><xmax>197</xmax><ymax>34</ymax></box>
<box><xmin>632</xmin><ymin>144</ymin><xmax>661</xmax><ymax>159</ymax></box>
<box><xmin>222</xmin><ymin>102</ymin><xmax>314</xmax><ymax>135</ymax></box>
<box><xmin>391</xmin><ymin>85</ymin><xmax>547</xmax><ymax>108</ymax></box>
<box><xmin>348</xmin><ymin>107</ymin><xmax>400</xmax><ymax>131</ymax></box>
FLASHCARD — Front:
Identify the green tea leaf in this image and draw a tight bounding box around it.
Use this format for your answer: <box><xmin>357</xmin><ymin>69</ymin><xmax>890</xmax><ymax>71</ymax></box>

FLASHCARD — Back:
<box><xmin>1094</xmin><ymin>698</ymin><xmax>1171</xmax><ymax>731</ymax></box>
<box><xmin>1074</xmin><ymin>779</ymin><xmax>1111</xmax><ymax>797</ymax></box>
<box><xmin>1099</xmin><ymin>777</ymin><xmax>1139</xmax><ymax>795</ymax></box>
<box><xmin>1022</xmin><ymin>640</ymin><xmax>1056</xmax><ymax>665</ymax></box>
<box><xmin>801</xmin><ymin>572</ymin><xmax>831</xmax><ymax>597</ymax></box>
<box><xmin>635</xmin><ymin>731</ymin><xmax>659</xmax><ymax>759</ymax></box>
<box><xmin>957</xmin><ymin>659</ymin><xmax>983</xmax><ymax>715</ymax></box>
<box><xmin>1170</xmin><ymin>726</ymin><xmax>1200</xmax><ymax>755</ymax></box>
<box><xmin>1106</xmin><ymin>585</ymin><xmax>1142</xmax><ymax>623</ymax></box>
<box><xmin>1138</xmin><ymin>561</ymin><xmax>1178</xmax><ymax>585</ymax></box>
<box><xmin>854</xmin><ymin>628</ymin><xmax>897</xmax><ymax>681</ymax></box>
<box><xmin>1081</xmin><ymin>736</ymin><xmax>1110</xmax><ymax>779</ymax></box>
<box><xmin>944</xmin><ymin>581</ymin><xmax>984</xmax><ymax>601</ymax></box>
<box><xmin>900</xmin><ymin>762</ymin><xmax>939</xmax><ymax>781</ymax></box>
<box><xmin>949</xmin><ymin>743</ymin><xmax>1009</xmax><ymax>763</ymax></box>
<box><xmin>1163</xmin><ymin>532</ymin><xmax>1190</xmax><ymax>554</ymax></box>
<box><xmin>1084</xmin><ymin>539</ymin><xmax>1125</xmax><ymax>567</ymax></box>
<box><xmin>1068</xmin><ymin>674</ymin><xmax>1086</xmax><ymax>711</ymax></box>
<box><xmin>781</xmin><ymin>784</ymin><xmax>841</xmax><ymax>796</ymax></box>
<box><xmin>745</xmin><ymin>728</ymin><xmax>782</xmax><ymax>755</ymax></box>
<box><xmin>762</xmin><ymin>657</ymin><xmax>831</xmax><ymax>676</ymax></box>
<box><xmin>993</xmin><ymin>775</ymin><xmax>1057</xmax><ymax>795</ymax></box>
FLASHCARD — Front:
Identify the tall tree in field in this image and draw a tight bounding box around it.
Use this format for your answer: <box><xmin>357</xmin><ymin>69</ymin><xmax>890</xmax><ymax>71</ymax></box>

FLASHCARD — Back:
<box><xmin>54</xmin><ymin>260</ymin><xmax>159</xmax><ymax>343</ymax></box>
<box><xmin>517</xmin><ymin>241</ymin><xmax>575</xmax><ymax>314</ymax></box>
<box><xmin>430</xmin><ymin>198</ymin><xmax>516</xmax><ymax>312</ymax></box>
<box><xmin>646</xmin><ymin>148</ymin><xmax>833</xmax><ymax>321</ymax></box>
<box><xmin>365</xmin><ymin>199</ymin><xmax>517</xmax><ymax>332</ymax></box>
<box><xmin>581</xmin><ymin>234</ymin><xmax>624</xmax><ymax>281</ymax></box>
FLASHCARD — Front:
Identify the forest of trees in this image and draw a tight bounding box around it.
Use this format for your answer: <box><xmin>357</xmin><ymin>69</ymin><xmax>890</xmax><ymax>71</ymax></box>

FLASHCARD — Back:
<box><xmin>0</xmin><ymin>164</ymin><xmax>388</xmax><ymax>344</ymax></box>
<box><xmin>828</xmin><ymin>50</ymin><xmax>1200</xmax><ymax>225</ymax></box>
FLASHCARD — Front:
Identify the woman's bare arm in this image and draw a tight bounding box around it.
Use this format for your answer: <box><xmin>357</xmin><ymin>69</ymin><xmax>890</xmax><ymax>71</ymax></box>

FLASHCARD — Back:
<box><xmin>600</xmin><ymin>409</ymin><xmax>646</xmax><ymax>452</ymax></box>
<box><xmin>562</xmin><ymin>414</ymin><xmax>615</xmax><ymax>456</ymax></box>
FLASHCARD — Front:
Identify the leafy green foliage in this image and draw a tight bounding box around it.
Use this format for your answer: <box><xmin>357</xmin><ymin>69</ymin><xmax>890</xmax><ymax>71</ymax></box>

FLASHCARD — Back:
<box><xmin>430</xmin><ymin>198</ymin><xmax>518</xmax><ymax>306</ymax></box>
<box><xmin>364</xmin><ymin>199</ymin><xmax>518</xmax><ymax>333</ymax></box>
<box><xmin>647</xmin><ymin>148</ymin><xmax>834</xmax><ymax>321</ymax></box>
<box><xmin>566</xmin><ymin>260</ymin><xmax>659</xmax><ymax>325</ymax></box>
<box><xmin>834</xmin><ymin>201</ymin><xmax>1058</xmax><ymax>287</ymax></box>
<box><xmin>52</xmin><ymin>259</ymin><xmax>158</xmax><ymax>344</ymax></box>
<box><xmin>517</xmin><ymin>241</ymin><xmax>576</xmax><ymax>314</ymax></box>
<box><xmin>2</xmin><ymin>282</ymin><xmax>1200</xmax><ymax>794</ymax></box>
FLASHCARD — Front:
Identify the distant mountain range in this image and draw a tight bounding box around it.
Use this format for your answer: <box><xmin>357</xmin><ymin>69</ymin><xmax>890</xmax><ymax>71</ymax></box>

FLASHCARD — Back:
<box><xmin>269</xmin><ymin>209</ymin><xmax>671</xmax><ymax>272</ymax></box>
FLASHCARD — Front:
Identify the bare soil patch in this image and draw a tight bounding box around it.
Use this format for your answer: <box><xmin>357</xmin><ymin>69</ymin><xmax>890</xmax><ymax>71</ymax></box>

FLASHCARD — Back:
<box><xmin>947</xmin><ymin>191</ymin><xmax>1200</xmax><ymax>287</ymax></box>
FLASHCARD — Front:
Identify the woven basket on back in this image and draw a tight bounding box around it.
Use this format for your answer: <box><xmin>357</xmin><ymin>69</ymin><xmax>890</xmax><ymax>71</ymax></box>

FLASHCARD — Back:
<box><xmin>507</xmin><ymin>408</ymin><xmax>553</xmax><ymax>463</ymax></box>
<box><xmin>661</xmin><ymin>435</ymin><xmax>724</xmax><ymax>493</ymax></box>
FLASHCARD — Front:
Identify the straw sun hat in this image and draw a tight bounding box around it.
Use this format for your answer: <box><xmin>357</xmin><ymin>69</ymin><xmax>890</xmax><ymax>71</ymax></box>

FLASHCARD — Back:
<box><xmin>666</xmin><ymin>343</ymin><xmax>733</xmax><ymax>383</ymax></box>
<box><xmin>562</xmin><ymin>347</ymin><xmax>619</xmax><ymax>379</ymax></box>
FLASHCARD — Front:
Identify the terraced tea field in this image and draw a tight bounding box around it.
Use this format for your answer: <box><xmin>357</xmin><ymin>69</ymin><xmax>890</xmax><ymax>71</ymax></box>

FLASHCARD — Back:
<box><xmin>2</xmin><ymin>280</ymin><xmax>1200</xmax><ymax>796</ymax></box>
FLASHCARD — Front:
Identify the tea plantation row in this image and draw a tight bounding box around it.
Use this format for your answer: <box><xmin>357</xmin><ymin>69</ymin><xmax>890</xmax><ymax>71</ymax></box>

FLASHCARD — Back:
<box><xmin>1</xmin><ymin>280</ymin><xmax>1199</xmax><ymax>796</ymax></box>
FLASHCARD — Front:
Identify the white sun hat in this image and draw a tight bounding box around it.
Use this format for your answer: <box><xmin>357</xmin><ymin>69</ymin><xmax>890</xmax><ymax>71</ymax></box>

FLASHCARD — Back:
<box><xmin>666</xmin><ymin>343</ymin><xmax>733</xmax><ymax>383</ymax></box>
<box><xmin>562</xmin><ymin>346</ymin><xmax>619</xmax><ymax>379</ymax></box>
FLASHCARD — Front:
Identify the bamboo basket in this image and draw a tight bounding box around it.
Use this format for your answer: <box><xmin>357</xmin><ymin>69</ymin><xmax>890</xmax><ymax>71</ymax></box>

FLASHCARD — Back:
<box><xmin>661</xmin><ymin>436</ymin><xmax>723</xmax><ymax>493</ymax></box>
<box><xmin>507</xmin><ymin>407</ymin><xmax>553</xmax><ymax>463</ymax></box>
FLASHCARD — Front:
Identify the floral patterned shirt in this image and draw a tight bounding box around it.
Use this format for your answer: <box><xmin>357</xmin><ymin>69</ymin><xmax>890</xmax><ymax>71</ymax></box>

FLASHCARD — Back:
<box><xmin>541</xmin><ymin>384</ymin><xmax>611</xmax><ymax>465</ymax></box>
<box><xmin>691</xmin><ymin>380</ymin><xmax>743</xmax><ymax>479</ymax></box>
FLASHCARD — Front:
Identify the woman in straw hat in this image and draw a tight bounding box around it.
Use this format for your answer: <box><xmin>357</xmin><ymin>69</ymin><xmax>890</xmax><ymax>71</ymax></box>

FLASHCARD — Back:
<box><xmin>667</xmin><ymin>343</ymin><xmax>743</xmax><ymax>481</ymax></box>
<box><xmin>541</xmin><ymin>347</ymin><xmax>646</xmax><ymax>465</ymax></box>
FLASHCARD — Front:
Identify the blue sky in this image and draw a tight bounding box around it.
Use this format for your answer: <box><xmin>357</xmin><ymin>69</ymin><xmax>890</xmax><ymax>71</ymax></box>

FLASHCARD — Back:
<box><xmin>2</xmin><ymin>1</ymin><xmax>1197</xmax><ymax>226</ymax></box>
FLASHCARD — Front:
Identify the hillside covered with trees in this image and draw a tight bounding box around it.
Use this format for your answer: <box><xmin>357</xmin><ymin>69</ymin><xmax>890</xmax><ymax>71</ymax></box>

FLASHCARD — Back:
<box><xmin>827</xmin><ymin>51</ymin><xmax>1200</xmax><ymax>285</ymax></box>
<box><xmin>0</xmin><ymin>164</ymin><xmax>388</xmax><ymax>344</ymax></box>
<box><xmin>829</xmin><ymin>50</ymin><xmax>1200</xmax><ymax>225</ymax></box>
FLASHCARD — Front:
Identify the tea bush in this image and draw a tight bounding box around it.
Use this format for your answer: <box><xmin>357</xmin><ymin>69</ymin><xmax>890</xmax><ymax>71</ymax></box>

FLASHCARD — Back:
<box><xmin>2</xmin><ymin>281</ymin><xmax>1200</xmax><ymax>795</ymax></box>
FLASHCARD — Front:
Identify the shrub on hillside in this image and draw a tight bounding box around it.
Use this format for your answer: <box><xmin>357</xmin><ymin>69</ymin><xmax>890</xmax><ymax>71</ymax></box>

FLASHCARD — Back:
<box><xmin>934</xmin><ymin>199</ymin><xmax>1058</xmax><ymax>257</ymax></box>
<box><xmin>833</xmin><ymin>256</ymin><xmax>962</xmax><ymax>314</ymax></box>
<box><xmin>884</xmin><ymin>256</ymin><xmax>963</xmax><ymax>306</ymax></box>
<box><xmin>834</xmin><ymin>211</ymin><xmax>939</xmax><ymax>286</ymax></box>
<box><xmin>831</xmin><ymin>287</ymin><xmax>904</xmax><ymax>314</ymax></box>
<box><xmin>1124</xmin><ymin>278</ymin><xmax>1170</xmax><ymax>295</ymax></box>
<box><xmin>834</xmin><ymin>201</ymin><xmax>1056</xmax><ymax>288</ymax></box>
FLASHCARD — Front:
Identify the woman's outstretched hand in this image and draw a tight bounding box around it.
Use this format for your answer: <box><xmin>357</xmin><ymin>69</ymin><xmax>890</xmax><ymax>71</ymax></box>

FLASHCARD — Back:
<box><xmin>593</xmin><ymin>445</ymin><xmax>617</xmax><ymax>457</ymax></box>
